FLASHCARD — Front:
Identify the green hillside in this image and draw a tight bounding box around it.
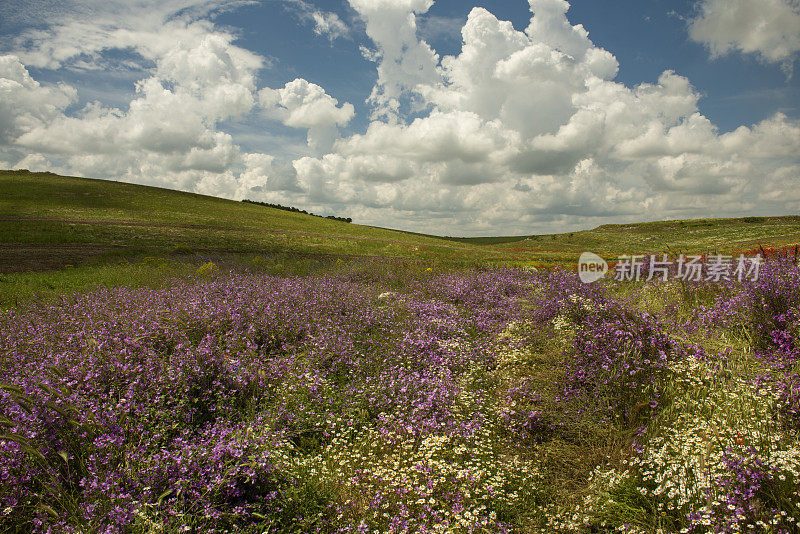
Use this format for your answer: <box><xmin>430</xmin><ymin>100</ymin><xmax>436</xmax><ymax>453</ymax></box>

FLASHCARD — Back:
<box><xmin>1</xmin><ymin>169</ymin><xmax>799</xmax><ymax>307</ymax></box>
<box><xmin>463</xmin><ymin>216</ymin><xmax>800</xmax><ymax>265</ymax></box>
<box><xmin>0</xmin><ymin>170</ymin><xmax>500</xmax><ymax>272</ymax></box>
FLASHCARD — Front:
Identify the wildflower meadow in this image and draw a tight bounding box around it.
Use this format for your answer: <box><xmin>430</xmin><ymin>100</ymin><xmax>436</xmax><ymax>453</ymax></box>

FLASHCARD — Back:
<box><xmin>1</xmin><ymin>258</ymin><xmax>798</xmax><ymax>533</ymax></box>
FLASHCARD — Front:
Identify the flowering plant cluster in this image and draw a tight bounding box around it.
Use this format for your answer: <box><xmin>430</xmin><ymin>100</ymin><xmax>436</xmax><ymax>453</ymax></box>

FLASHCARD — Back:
<box><xmin>2</xmin><ymin>256</ymin><xmax>799</xmax><ymax>533</ymax></box>
<box><xmin>556</xmin><ymin>258</ymin><xmax>800</xmax><ymax>533</ymax></box>
<box><xmin>0</xmin><ymin>267</ymin><xmax>546</xmax><ymax>533</ymax></box>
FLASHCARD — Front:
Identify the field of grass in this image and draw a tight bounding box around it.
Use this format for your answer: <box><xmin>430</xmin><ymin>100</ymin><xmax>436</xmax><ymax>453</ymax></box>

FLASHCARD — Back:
<box><xmin>3</xmin><ymin>170</ymin><xmax>799</xmax><ymax>270</ymax></box>
<box><xmin>0</xmin><ymin>170</ymin><xmax>493</xmax><ymax>306</ymax></box>
<box><xmin>2</xmin><ymin>170</ymin><xmax>800</xmax><ymax>533</ymax></box>
<box><xmin>2</xmin><ymin>170</ymin><xmax>799</xmax><ymax>308</ymax></box>
<box><xmin>0</xmin><ymin>170</ymin><xmax>498</xmax><ymax>267</ymax></box>
<box><xmin>470</xmin><ymin>217</ymin><xmax>800</xmax><ymax>265</ymax></box>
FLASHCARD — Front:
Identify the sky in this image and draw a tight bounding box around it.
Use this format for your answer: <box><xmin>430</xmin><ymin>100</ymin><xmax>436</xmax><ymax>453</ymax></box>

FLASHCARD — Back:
<box><xmin>0</xmin><ymin>0</ymin><xmax>799</xmax><ymax>236</ymax></box>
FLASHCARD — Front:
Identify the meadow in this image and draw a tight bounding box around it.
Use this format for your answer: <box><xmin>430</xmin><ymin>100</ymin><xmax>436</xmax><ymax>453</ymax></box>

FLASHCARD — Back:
<box><xmin>1</xmin><ymin>171</ymin><xmax>799</xmax><ymax>533</ymax></box>
<box><xmin>2</xmin><ymin>170</ymin><xmax>800</xmax><ymax>307</ymax></box>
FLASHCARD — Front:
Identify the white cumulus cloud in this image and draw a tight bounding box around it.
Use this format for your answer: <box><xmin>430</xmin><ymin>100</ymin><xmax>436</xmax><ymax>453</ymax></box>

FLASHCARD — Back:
<box><xmin>259</xmin><ymin>79</ymin><xmax>355</xmax><ymax>153</ymax></box>
<box><xmin>0</xmin><ymin>55</ymin><xmax>77</xmax><ymax>143</ymax></box>
<box><xmin>280</xmin><ymin>0</ymin><xmax>350</xmax><ymax>41</ymax></box>
<box><xmin>688</xmin><ymin>0</ymin><xmax>800</xmax><ymax>73</ymax></box>
<box><xmin>0</xmin><ymin>0</ymin><xmax>798</xmax><ymax>234</ymax></box>
<box><xmin>1</xmin><ymin>1</ymin><xmax>266</xmax><ymax>196</ymax></box>
<box><xmin>348</xmin><ymin>0</ymin><xmax>441</xmax><ymax>119</ymax></box>
<box><xmin>286</xmin><ymin>0</ymin><xmax>800</xmax><ymax>232</ymax></box>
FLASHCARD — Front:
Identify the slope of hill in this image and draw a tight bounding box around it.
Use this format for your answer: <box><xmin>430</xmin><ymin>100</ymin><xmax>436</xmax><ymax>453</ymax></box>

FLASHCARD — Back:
<box><xmin>457</xmin><ymin>216</ymin><xmax>800</xmax><ymax>264</ymax></box>
<box><xmin>0</xmin><ymin>170</ymin><xmax>499</xmax><ymax>272</ymax></box>
<box><xmin>4</xmin><ymin>171</ymin><xmax>800</xmax><ymax>268</ymax></box>
<box><xmin>2</xmin><ymin>169</ymin><xmax>799</xmax><ymax>307</ymax></box>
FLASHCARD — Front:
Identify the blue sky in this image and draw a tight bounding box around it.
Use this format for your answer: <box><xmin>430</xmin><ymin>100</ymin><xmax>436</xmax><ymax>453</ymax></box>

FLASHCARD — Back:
<box><xmin>208</xmin><ymin>0</ymin><xmax>800</xmax><ymax>136</ymax></box>
<box><xmin>1</xmin><ymin>0</ymin><xmax>799</xmax><ymax>235</ymax></box>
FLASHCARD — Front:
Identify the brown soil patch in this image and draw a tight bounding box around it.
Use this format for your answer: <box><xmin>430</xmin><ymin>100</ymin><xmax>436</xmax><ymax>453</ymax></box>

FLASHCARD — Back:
<box><xmin>0</xmin><ymin>244</ymin><xmax>123</xmax><ymax>273</ymax></box>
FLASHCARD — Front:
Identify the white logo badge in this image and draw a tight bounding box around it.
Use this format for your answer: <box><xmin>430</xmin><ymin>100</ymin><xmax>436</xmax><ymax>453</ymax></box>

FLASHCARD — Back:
<box><xmin>578</xmin><ymin>252</ymin><xmax>608</xmax><ymax>284</ymax></box>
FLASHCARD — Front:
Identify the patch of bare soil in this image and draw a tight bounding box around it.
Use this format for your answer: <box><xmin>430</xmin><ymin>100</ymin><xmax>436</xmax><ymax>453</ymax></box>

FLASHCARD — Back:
<box><xmin>0</xmin><ymin>244</ymin><xmax>122</xmax><ymax>273</ymax></box>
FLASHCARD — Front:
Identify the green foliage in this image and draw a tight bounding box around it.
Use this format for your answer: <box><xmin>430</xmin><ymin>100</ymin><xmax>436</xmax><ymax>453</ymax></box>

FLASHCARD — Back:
<box><xmin>0</xmin><ymin>259</ymin><xmax>197</xmax><ymax>310</ymax></box>
<box><xmin>195</xmin><ymin>261</ymin><xmax>218</xmax><ymax>276</ymax></box>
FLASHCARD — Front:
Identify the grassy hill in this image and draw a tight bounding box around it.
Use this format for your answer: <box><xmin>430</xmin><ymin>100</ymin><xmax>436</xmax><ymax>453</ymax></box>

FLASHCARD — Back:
<box><xmin>1</xmin><ymin>169</ymin><xmax>799</xmax><ymax>306</ymax></box>
<box><xmin>0</xmin><ymin>170</ymin><xmax>504</xmax><ymax>306</ymax></box>
<box><xmin>0</xmin><ymin>170</ymin><xmax>501</xmax><ymax>271</ymax></box>
<box><xmin>458</xmin><ymin>216</ymin><xmax>800</xmax><ymax>264</ymax></box>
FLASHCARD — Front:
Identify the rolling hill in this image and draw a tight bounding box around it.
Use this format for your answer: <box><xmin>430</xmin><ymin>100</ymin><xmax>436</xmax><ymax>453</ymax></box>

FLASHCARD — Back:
<box><xmin>3</xmin><ymin>170</ymin><xmax>800</xmax><ymax>271</ymax></box>
<box><xmin>0</xmin><ymin>169</ymin><xmax>501</xmax><ymax>273</ymax></box>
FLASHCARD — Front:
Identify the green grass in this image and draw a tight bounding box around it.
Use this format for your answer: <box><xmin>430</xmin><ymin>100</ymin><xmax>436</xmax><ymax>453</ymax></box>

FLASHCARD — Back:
<box><xmin>462</xmin><ymin>216</ymin><xmax>800</xmax><ymax>266</ymax></box>
<box><xmin>0</xmin><ymin>169</ymin><xmax>498</xmax><ymax>306</ymax></box>
<box><xmin>3</xmin><ymin>258</ymin><xmax>199</xmax><ymax>308</ymax></box>
<box><xmin>0</xmin><ymin>258</ymin><xmax>204</xmax><ymax>309</ymax></box>
<box><xmin>0</xmin><ymin>170</ymin><xmax>498</xmax><ymax>263</ymax></box>
<box><xmin>2</xmin><ymin>169</ymin><xmax>799</xmax><ymax>308</ymax></box>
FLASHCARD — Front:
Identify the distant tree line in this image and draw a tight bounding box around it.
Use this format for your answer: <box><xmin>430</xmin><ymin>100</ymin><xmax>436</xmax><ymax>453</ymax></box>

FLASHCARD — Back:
<box><xmin>242</xmin><ymin>199</ymin><xmax>352</xmax><ymax>223</ymax></box>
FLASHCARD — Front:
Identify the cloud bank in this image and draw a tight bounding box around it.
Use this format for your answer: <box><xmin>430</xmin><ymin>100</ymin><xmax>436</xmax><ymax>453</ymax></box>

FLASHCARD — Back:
<box><xmin>0</xmin><ymin>0</ymin><xmax>799</xmax><ymax>235</ymax></box>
